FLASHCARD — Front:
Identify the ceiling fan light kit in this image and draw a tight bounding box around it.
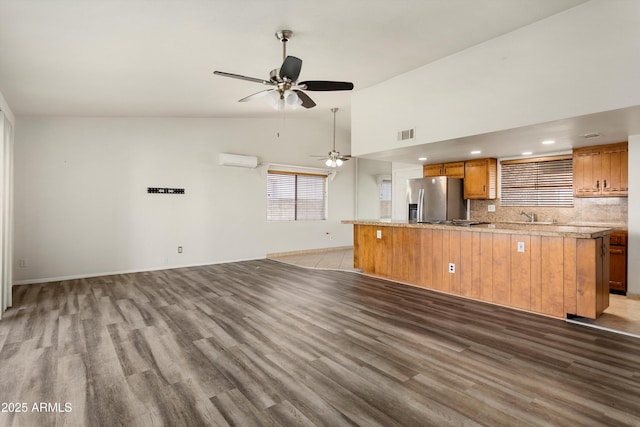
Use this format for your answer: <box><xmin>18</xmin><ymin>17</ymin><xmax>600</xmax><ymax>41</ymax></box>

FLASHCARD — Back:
<box><xmin>214</xmin><ymin>30</ymin><xmax>354</xmax><ymax>110</ymax></box>
<box><xmin>313</xmin><ymin>107</ymin><xmax>351</xmax><ymax>168</ymax></box>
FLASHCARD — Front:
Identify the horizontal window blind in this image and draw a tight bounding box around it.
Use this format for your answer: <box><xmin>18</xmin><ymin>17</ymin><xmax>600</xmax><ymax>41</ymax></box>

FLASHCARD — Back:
<box><xmin>267</xmin><ymin>170</ymin><xmax>327</xmax><ymax>221</ymax></box>
<box><xmin>501</xmin><ymin>156</ymin><xmax>573</xmax><ymax>207</ymax></box>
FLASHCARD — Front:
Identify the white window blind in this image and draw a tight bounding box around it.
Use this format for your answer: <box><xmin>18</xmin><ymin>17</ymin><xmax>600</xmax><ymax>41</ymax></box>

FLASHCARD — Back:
<box><xmin>267</xmin><ymin>170</ymin><xmax>327</xmax><ymax>221</ymax></box>
<box><xmin>500</xmin><ymin>156</ymin><xmax>573</xmax><ymax>207</ymax></box>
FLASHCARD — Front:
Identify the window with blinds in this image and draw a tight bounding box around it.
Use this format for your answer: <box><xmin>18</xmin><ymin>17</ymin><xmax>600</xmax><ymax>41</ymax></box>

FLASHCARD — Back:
<box><xmin>267</xmin><ymin>170</ymin><xmax>328</xmax><ymax>221</ymax></box>
<box><xmin>500</xmin><ymin>156</ymin><xmax>573</xmax><ymax>207</ymax></box>
<box><xmin>379</xmin><ymin>179</ymin><xmax>392</xmax><ymax>219</ymax></box>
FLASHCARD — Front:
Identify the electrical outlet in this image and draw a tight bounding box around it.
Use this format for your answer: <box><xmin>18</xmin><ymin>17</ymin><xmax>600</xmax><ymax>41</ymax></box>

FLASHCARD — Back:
<box><xmin>488</xmin><ymin>204</ymin><xmax>496</xmax><ymax>212</ymax></box>
<box><xmin>448</xmin><ymin>263</ymin><xmax>455</xmax><ymax>273</ymax></box>
<box><xmin>178</xmin><ymin>246</ymin><xmax>183</xmax><ymax>254</ymax></box>
<box><xmin>517</xmin><ymin>242</ymin><xmax>525</xmax><ymax>253</ymax></box>
<box><xmin>19</xmin><ymin>259</ymin><xmax>28</xmax><ymax>268</ymax></box>
<box><xmin>376</xmin><ymin>230</ymin><xmax>382</xmax><ymax>239</ymax></box>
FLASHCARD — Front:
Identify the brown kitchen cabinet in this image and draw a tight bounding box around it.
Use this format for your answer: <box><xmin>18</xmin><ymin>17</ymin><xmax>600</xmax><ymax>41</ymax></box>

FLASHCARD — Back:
<box><xmin>463</xmin><ymin>158</ymin><xmax>497</xmax><ymax>199</ymax></box>
<box><xmin>573</xmin><ymin>142</ymin><xmax>628</xmax><ymax>197</ymax></box>
<box><xmin>609</xmin><ymin>231</ymin><xmax>627</xmax><ymax>294</ymax></box>
<box><xmin>423</xmin><ymin>161</ymin><xmax>464</xmax><ymax>178</ymax></box>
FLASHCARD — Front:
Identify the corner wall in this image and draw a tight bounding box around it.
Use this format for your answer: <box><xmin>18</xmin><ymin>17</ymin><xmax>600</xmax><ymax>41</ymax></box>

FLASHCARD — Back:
<box><xmin>13</xmin><ymin>116</ymin><xmax>355</xmax><ymax>284</ymax></box>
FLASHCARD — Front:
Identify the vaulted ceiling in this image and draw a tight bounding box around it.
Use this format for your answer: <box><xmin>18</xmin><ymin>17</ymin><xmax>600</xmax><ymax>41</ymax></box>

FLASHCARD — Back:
<box><xmin>5</xmin><ymin>0</ymin><xmax>636</xmax><ymax>162</ymax></box>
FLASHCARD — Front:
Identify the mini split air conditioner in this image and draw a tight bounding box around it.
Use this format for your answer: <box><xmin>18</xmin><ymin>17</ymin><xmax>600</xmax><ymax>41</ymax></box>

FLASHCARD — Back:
<box><xmin>218</xmin><ymin>153</ymin><xmax>258</xmax><ymax>168</ymax></box>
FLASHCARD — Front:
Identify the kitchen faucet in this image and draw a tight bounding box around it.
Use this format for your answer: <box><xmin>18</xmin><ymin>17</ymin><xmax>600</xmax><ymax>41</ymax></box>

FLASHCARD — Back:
<box><xmin>519</xmin><ymin>211</ymin><xmax>536</xmax><ymax>223</ymax></box>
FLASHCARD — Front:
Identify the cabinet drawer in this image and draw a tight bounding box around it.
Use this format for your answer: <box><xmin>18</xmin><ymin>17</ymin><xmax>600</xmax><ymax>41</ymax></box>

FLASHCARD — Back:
<box><xmin>610</xmin><ymin>232</ymin><xmax>627</xmax><ymax>246</ymax></box>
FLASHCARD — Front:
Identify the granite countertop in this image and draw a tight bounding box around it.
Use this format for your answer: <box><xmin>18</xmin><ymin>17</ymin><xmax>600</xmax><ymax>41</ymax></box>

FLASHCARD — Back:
<box><xmin>342</xmin><ymin>219</ymin><xmax>614</xmax><ymax>239</ymax></box>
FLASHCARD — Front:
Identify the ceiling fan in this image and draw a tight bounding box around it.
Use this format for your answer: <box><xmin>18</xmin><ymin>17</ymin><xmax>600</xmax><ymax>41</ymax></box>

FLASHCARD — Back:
<box><xmin>213</xmin><ymin>30</ymin><xmax>354</xmax><ymax>110</ymax></box>
<box><xmin>312</xmin><ymin>108</ymin><xmax>351</xmax><ymax>167</ymax></box>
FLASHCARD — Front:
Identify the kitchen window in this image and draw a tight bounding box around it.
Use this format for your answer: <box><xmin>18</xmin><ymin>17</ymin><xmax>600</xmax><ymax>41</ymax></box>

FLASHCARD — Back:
<box><xmin>500</xmin><ymin>155</ymin><xmax>573</xmax><ymax>207</ymax></box>
<box><xmin>267</xmin><ymin>170</ymin><xmax>328</xmax><ymax>221</ymax></box>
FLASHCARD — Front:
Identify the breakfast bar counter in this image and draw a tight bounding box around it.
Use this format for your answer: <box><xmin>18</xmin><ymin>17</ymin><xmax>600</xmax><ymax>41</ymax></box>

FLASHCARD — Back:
<box><xmin>343</xmin><ymin>220</ymin><xmax>613</xmax><ymax>319</ymax></box>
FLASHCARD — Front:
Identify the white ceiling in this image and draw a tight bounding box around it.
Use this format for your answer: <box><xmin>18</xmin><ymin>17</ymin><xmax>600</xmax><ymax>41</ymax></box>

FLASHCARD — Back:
<box><xmin>3</xmin><ymin>0</ymin><xmax>633</xmax><ymax>163</ymax></box>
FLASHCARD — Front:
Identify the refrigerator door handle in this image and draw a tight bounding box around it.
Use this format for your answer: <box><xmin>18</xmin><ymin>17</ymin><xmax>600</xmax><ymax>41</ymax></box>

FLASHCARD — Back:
<box><xmin>417</xmin><ymin>188</ymin><xmax>424</xmax><ymax>222</ymax></box>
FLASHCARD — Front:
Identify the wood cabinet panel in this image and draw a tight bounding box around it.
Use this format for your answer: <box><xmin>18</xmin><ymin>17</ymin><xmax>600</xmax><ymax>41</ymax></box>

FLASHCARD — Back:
<box><xmin>353</xmin><ymin>225</ymin><xmax>608</xmax><ymax>319</ymax></box>
<box><xmin>480</xmin><ymin>233</ymin><xmax>494</xmax><ymax>301</ymax></box>
<box><xmin>563</xmin><ymin>238</ymin><xmax>577</xmax><ymax>316</ymax></box>
<box><xmin>576</xmin><ymin>237</ymin><xmax>609</xmax><ymax>318</ymax></box>
<box><xmin>353</xmin><ymin>225</ymin><xmax>360</xmax><ymax>269</ymax></box>
<box><xmin>510</xmin><ymin>234</ymin><xmax>531</xmax><ymax>311</ymax></box>
<box><xmin>573</xmin><ymin>150</ymin><xmax>601</xmax><ymax>196</ymax></box>
<box><xmin>609</xmin><ymin>231</ymin><xmax>627</xmax><ymax>294</ymax></box>
<box><xmin>459</xmin><ymin>231</ymin><xmax>474</xmax><ymax>298</ymax></box>
<box><xmin>392</xmin><ymin>227</ymin><xmax>419</xmax><ymax>283</ymax></box>
<box><xmin>602</xmin><ymin>145</ymin><xmax>628</xmax><ymax>195</ymax></box>
<box><xmin>423</xmin><ymin>161</ymin><xmax>465</xmax><ymax>178</ymax></box>
<box><xmin>529</xmin><ymin>236</ymin><xmax>542</xmax><ymax>313</ymax></box>
<box><xmin>432</xmin><ymin>230</ymin><xmax>445</xmax><ymax>291</ymax></box>
<box><xmin>418</xmin><ymin>229</ymin><xmax>433</xmax><ymax>288</ymax></box>
<box><xmin>573</xmin><ymin>142</ymin><xmax>627</xmax><ymax>197</ymax></box>
<box><xmin>610</xmin><ymin>245</ymin><xmax>627</xmax><ymax>293</ymax></box>
<box><xmin>423</xmin><ymin>164</ymin><xmax>444</xmax><ymax>177</ymax></box>
<box><xmin>540</xmin><ymin>237</ymin><xmax>565</xmax><ymax>318</ymax></box>
<box><xmin>464</xmin><ymin>158</ymin><xmax>497</xmax><ymax>199</ymax></box>
<box><xmin>492</xmin><ymin>234</ymin><xmax>511</xmax><ymax>306</ymax></box>
<box><xmin>443</xmin><ymin>162</ymin><xmax>465</xmax><ymax>179</ymax></box>
<box><xmin>449</xmin><ymin>230</ymin><xmax>461</xmax><ymax>295</ymax></box>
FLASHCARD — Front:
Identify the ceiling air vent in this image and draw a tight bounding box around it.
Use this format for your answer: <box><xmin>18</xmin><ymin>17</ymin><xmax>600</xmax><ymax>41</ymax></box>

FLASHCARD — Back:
<box><xmin>398</xmin><ymin>128</ymin><xmax>415</xmax><ymax>141</ymax></box>
<box><xmin>582</xmin><ymin>132</ymin><xmax>601</xmax><ymax>139</ymax></box>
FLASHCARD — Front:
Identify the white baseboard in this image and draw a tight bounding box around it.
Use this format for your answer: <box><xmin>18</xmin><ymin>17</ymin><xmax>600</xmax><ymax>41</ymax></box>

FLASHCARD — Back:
<box><xmin>12</xmin><ymin>256</ymin><xmax>265</xmax><ymax>286</ymax></box>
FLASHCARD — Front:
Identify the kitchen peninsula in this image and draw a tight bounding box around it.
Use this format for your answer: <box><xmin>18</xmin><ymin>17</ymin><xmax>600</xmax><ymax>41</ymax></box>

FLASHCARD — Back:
<box><xmin>343</xmin><ymin>220</ymin><xmax>613</xmax><ymax>319</ymax></box>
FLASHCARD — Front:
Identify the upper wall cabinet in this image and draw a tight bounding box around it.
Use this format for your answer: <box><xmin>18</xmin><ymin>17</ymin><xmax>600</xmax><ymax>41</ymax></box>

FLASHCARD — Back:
<box><xmin>423</xmin><ymin>161</ymin><xmax>464</xmax><ymax>178</ymax></box>
<box><xmin>573</xmin><ymin>142</ymin><xmax>628</xmax><ymax>197</ymax></box>
<box><xmin>464</xmin><ymin>158</ymin><xmax>497</xmax><ymax>199</ymax></box>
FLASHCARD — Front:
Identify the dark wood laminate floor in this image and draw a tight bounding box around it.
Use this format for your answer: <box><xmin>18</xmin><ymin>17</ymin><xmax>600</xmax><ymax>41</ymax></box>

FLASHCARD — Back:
<box><xmin>1</xmin><ymin>260</ymin><xmax>640</xmax><ymax>426</ymax></box>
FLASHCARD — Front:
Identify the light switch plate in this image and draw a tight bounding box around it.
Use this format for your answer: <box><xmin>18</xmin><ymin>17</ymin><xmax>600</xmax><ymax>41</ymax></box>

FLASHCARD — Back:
<box><xmin>517</xmin><ymin>241</ymin><xmax>525</xmax><ymax>252</ymax></box>
<box><xmin>488</xmin><ymin>204</ymin><xmax>496</xmax><ymax>212</ymax></box>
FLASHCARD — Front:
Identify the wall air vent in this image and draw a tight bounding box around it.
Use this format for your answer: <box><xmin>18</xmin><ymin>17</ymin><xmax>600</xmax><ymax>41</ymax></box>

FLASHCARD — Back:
<box><xmin>397</xmin><ymin>128</ymin><xmax>415</xmax><ymax>141</ymax></box>
<box><xmin>582</xmin><ymin>132</ymin><xmax>601</xmax><ymax>139</ymax></box>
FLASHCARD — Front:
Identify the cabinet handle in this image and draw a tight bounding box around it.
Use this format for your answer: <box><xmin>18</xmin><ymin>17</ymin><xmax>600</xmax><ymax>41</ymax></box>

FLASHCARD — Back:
<box><xmin>596</xmin><ymin>180</ymin><xmax>599</xmax><ymax>189</ymax></box>
<box><xmin>604</xmin><ymin>179</ymin><xmax>607</xmax><ymax>188</ymax></box>
<box><xmin>483</xmin><ymin>185</ymin><xmax>486</xmax><ymax>193</ymax></box>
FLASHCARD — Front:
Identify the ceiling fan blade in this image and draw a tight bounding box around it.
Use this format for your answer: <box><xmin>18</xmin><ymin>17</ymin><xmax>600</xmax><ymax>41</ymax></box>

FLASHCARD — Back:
<box><xmin>213</xmin><ymin>71</ymin><xmax>273</xmax><ymax>85</ymax></box>
<box><xmin>239</xmin><ymin>89</ymin><xmax>276</xmax><ymax>102</ymax></box>
<box><xmin>298</xmin><ymin>80</ymin><xmax>354</xmax><ymax>91</ymax></box>
<box><xmin>279</xmin><ymin>56</ymin><xmax>302</xmax><ymax>81</ymax></box>
<box><xmin>294</xmin><ymin>90</ymin><xmax>316</xmax><ymax>108</ymax></box>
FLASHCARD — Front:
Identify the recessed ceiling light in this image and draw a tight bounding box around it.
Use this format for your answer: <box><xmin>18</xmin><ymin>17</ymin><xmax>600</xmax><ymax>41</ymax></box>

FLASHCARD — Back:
<box><xmin>522</xmin><ymin>151</ymin><xmax>533</xmax><ymax>155</ymax></box>
<box><xmin>542</xmin><ymin>140</ymin><xmax>555</xmax><ymax>145</ymax></box>
<box><xmin>418</xmin><ymin>157</ymin><xmax>427</xmax><ymax>161</ymax></box>
<box><xmin>470</xmin><ymin>150</ymin><xmax>481</xmax><ymax>155</ymax></box>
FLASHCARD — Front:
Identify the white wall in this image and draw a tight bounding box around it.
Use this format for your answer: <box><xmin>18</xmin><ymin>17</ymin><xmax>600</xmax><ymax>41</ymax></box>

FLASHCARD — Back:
<box><xmin>627</xmin><ymin>135</ymin><xmax>639</xmax><ymax>298</ymax></box>
<box><xmin>391</xmin><ymin>163</ymin><xmax>422</xmax><ymax>221</ymax></box>
<box><xmin>14</xmin><ymin>116</ymin><xmax>355</xmax><ymax>284</ymax></box>
<box><xmin>0</xmin><ymin>91</ymin><xmax>15</xmax><ymax>126</ymax></box>
<box><xmin>0</xmin><ymin>89</ymin><xmax>15</xmax><ymax>314</ymax></box>
<box><xmin>355</xmin><ymin>158</ymin><xmax>391</xmax><ymax>219</ymax></box>
<box><xmin>352</xmin><ymin>0</ymin><xmax>640</xmax><ymax>156</ymax></box>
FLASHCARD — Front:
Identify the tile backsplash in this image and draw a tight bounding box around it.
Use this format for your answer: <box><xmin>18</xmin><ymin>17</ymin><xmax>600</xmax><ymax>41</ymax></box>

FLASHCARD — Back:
<box><xmin>470</xmin><ymin>197</ymin><xmax>627</xmax><ymax>226</ymax></box>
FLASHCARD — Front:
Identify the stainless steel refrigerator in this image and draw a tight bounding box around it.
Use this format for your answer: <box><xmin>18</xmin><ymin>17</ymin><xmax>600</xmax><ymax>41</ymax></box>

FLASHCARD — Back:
<box><xmin>406</xmin><ymin>177</ymin><xmax>466</xmax><ymax>223</ymax></box>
